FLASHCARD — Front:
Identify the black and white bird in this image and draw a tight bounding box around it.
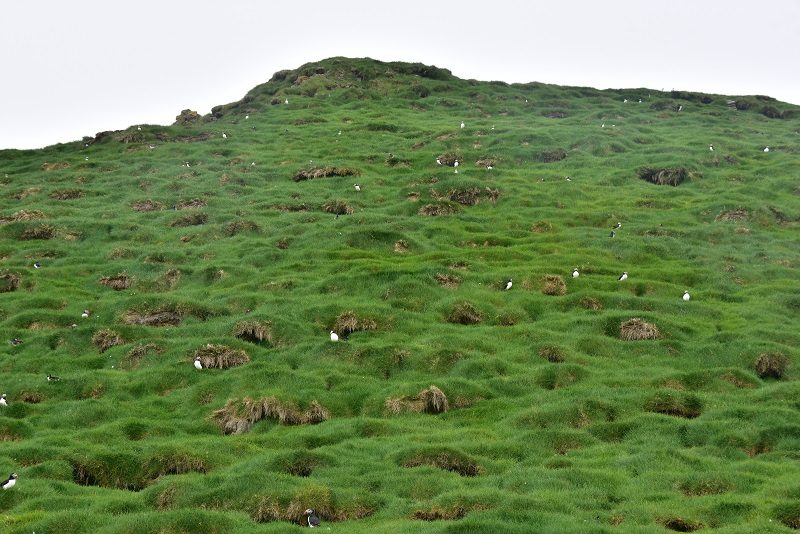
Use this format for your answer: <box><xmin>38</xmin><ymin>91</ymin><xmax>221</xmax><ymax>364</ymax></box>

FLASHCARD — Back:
<box><xmin>682</xmin><ymin>290</ymin><xmax>691</xmax><ymax>301</ymax></box>
<box><xmin>284</xmin><ymin>98</ymin><xmax>289</xmax><ymax>105</ymax></box>
<box><xmin>304</xmin><ymin>509</ymin><xmax>321</xmax><ymax>528</ymax></box>
<box><xmin>613</xmin><ymin>222</ymin><xmax>622</xmax><ymax>229</ymax></box>
<box><xmin>454</xmin><ymin>160</ymin><xmax>459</xmax><ymax>174</ymax></box>
<box><xmin>460</xmin><ymin>121</ymin><xmax>465</xmax><ymax>129</ymax></box>
<box><xmin>1</xmin><ymin>473</ymin><xmax>17</xmax><ymax>490</ymax></box>
<box><xmin>0</xmin><ymin>394</ymin><xmax>7</xmax><ymax>407</ymax></box>
<box><xmin>623</xmin><ymin>99</ymin><xmax>628</xmax><ymax>103</ymax></box>
<box><xmin>436</xmin><ymin>158</ymin><xmax>442</xmax><ymax>165</ymax></box>
<box><xmin>354</xmin><ymin>184</ymin><xmax>361</xmax><ymax>192</ymax></box>
<box><xmin>194</xmin><ymin>357</ymin><xmax>203</xmax><ymax>370</ymax></box>
<box><xmin>618</xmin><ymin>271</ymin><xmax>628</xmax><ymax>281</ymax></box>
<box><xmin>504</xmin><ymin>278</ymin><xmax>513</xmax><ymax>290</ymax></box>
<box><xmin>572</xmin><ymin>268</ymin><xmax>579</xmax><ymax>278</ymax></box>
<box><xmin>222</xmin><ymin>132</ymin><xmax>227</xmax><ymax>139</ymax></box>
<box><xmin>245</xmin><ymin>115</ymin><xmax>249</xmax><ymax>120</ymax></box>
<box><xmin>10</xmin><ymin>338</ymin><xmax>22</xmax><ymax>346</ymax></box>
<box><xmin>763</xmin><ymin>146</ymin><xmax>770</xmax><ymax>153</ymax></box>
<box><xmin>33</xmin><ymin>262</ymin><xmax>41</xmax><ymax>269</ymax></box>
<box><xmin>330</xmin><ymin>331</ymin><xmax>339</xmax><ymax>342</ymax></box>
<box><xmin>609</xmin><ymin>230</ymin><xmax>616</xmax><ymax>238</ymax></box>
<box><xmin>81</xmin><ymin>309</ymin><xmax>90</xmax><ymax>318</ymax></box>
<box><xmin>709</xmin><ymin>144</ymin><xmax>714</xmax><ymax>152</ymax></box>
<box><xmin>47</xmin><ymin>374</ymin><xmax>61</xmax><ymax>382</ymax></box>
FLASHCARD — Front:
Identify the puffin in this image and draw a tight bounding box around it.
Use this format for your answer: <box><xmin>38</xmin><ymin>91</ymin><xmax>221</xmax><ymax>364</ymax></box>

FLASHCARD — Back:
<box><xmin>330</xmin><ymin>331</ymin><xmax>339</xmax><ymax>342</ymax></box>
<box><xmin>618</xmin><ymin>271</ymin><xmax>628</xmax><ymax>281</ymax></box>
<box><xmin>1</xmin><ymin>473</ymin><xmax>17</xmax><ymax>490</ymax></box>
<box><xmin>194</xmin><ymin>357</ymin><xmax>203</xmax><ymax>370</ymax></box>
<box><xmin>354</xmin><ymin>184</ymin><xmax>361</xmax><ymax>192</ymax></box>
<box><xmin>304</xmin><ymin>509</ymin><xmax>321</xmax><ymax>528</ymax></box>
<box><xmin>504</xmin><ymin>278</ymin><xmax>513</xmax><ymax>290</ymax></box>
<box><xmin>0</xmin><ymin>394</ymin><xmax>7</xmax><ymax>407</ymax></box>
<box><xmin>683</xmin><ymin>290</ymin><xmax>691</xmax><ymax>301</ymax></box>
<box><xmin>47</xmin><ymin>374</ymin><xmax>61</xmax><ymax>382</ymax></box>
<box><xmin>572</xmin><ymin>268</ymin><xmax>579</xmax><ymax>278</ymax></box>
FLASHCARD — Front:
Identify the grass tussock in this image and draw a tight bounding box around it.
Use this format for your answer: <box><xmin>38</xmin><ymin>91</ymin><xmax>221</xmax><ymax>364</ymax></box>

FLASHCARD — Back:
<box><xmin>419</xmin><ymin>203</ymin><xmax>458</xmax><ymax>216</ymax></box>
<box><xmin>412</xmin><ymin>505</ymin><xmax>471</xmax><ymax>521</ymax></box>
<box><xmin>99</xmin><ymin>272</ymin><xmax>131</xmax><ymax>290</ymax></box>
<box><xmin>394</xmin><ymin>239</ymin><xmax>409</xmax><ymax>253</ymax></box>
<box><xmin>538</xmin><ymin>148</ymin><xmax>567</xmax><ymax>162</ymax></box>
<box><xmin>663</xmin><ymin>517</ymin><xmax>705</xmax><ymax>532</ymax></box>
<box><xmin>49</xmin><ymin>189</ymin><xmax>84</xmax><ymax>200</ymax></box>
<box><xmin>620</xmin><ymin>318</ymin><xmax>661</xmax><ymax>340</ymax></box>
<box><xmin>211</xmin><ymin>397</ymin><xmax>330</xmax><ymax>435</ymax></box>
<box><xmin>436</xmin><ymin>153</ymin><xmax>461</xmax><ymax>166</ymax></box>
<box><xmin>401</xmin><ymin>448</ymin><xmax>482</xmax><ymax>476</ymax></box>
<box><xmin>332</xmin><ymin>310</ymin><xmax>377</xmax><ymax>338</ymax></box>
<box><xmin>225</xmin><ymin>220</ymin><xmax>260</xmax><ymax>236</ymax></box>
<box><xmin>92</xmin><ymin>329</ymin><xmax>125</xmax><ymax>353</ymax></box>
<box><xmin>638</xmin><ymin>166</ymin><xmax>690</xmax><ymax>186</ymax></box>
<box><xmin>447</xmin><ymin>302</ymin><xmax>482</xmax><ymax>324</ymax></box>
<box><xmin>170</xmin><ymin>212</ymin><xmax>208</xmax><ymax>227</ymax></box>
<box><xmin>385</xmin><ymin>385</ymin><xmax>449</xmax><ymax>415</ymax></box>
<box><xmin>679</xmin><ymin>476</ymin><xmax>733</xmax><ymax>496</ymax></box>
<box><xmin>646</xmin><ymin>391</ymin><xmax>702</xmax><ymax>418</ymax></box>
<box><xmin>19</xmin><ymin>224</ymin><xmax>56</xmax><ymax>240</ymax></box>
<box><xmin>0</xmin><ymin>271</ymin><xmax>21</xmax><ymax>292</ymax></box>
<box><xmin>193</xmin><ymin>344</ymin><xmax>250</xmax><ymax>369</ymax></box>
<box><xmin>754</xmin><ymin>352</ymin><xmax>789</xmax><ymax>379</ymax></box>
<box><xmin>531</xmin><ymin>220</ymin><xmax>553</xmax><ymax>233</ymax></box>
<box><xmin>293</xmin><ymin>166</ymin><xmax>359</xmax><ymax>181</ymax></box>
<box><xmin>122</xmin><ymin>343</ymin><xmax>163</xmax><ymax>369</ymax></box>
<box><xmin>176</xmin><ymin>198</ymin><xmax>207</xmax><ymax>209</ymax></box>
<box><xmin>121</xmin><ymin>306</ymin><xmax>183</xmax><ymax>327</ymax></box>
<box><xmin>580</xmin><ymin>297</ymin><xmax>603</xmax><ymax>310</ymax></box>
<box><xmin>322</xmin><ymin>199</ymin><xmax>354</xmax><ymax>215</ymax></box>
<box><xmin>542</xmin><ymin>275</ymin><xmax>567</xmax><ymax>296</ymax></box>
<box><xmin>540</xmin><ymin>345</ymin><xmax>566</xmax><ymax>363</ymax></box>
<box><xmin>131</xmin><ymin>199</ymin><xmax>165</xmax><ymax>212</ymax></box>
<box><xmin>0</xmin><ymin>209</ymin><xmax>45</xmax><ymax>223</ymax></box>
<box><xmin>435</xmin><ymin>273</ymin><xmax>461</xmax><ymax>288</ymax></box>
<box><xmin>232</xmin><ymin>320</ymin><xmax>273</xmax><ymax>344</ymax></box>
<box><xmin>716</xmin><ymin>209</ymin><xmax>749</xmax><ymax>222</ymax></box>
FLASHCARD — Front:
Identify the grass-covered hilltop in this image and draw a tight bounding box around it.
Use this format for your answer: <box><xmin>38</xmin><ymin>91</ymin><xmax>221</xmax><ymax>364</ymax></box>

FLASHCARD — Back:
<box><xmin>1</xmin><ymin>56</ymin><xmax>799</xmax><ymax>533</ymax></box>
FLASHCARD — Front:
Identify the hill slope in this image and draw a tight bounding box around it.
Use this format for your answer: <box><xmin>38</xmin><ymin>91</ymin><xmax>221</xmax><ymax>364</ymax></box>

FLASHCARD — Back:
<box><xmin>1</xmin><ymin>57</ymin><xmax>799</xmax><ymax>533</ymax></box>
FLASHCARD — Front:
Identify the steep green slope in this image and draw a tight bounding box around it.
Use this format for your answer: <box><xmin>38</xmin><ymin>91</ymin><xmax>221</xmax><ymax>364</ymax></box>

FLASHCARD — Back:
<box><xmin>0</xmin><ymin>56</ymin><xmax>799</xmax><ymax>533</ymax></box>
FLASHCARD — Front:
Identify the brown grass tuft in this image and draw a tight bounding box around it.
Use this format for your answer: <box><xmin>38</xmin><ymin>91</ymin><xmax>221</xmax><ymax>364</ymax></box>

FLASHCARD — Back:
<box><xmin>131</xmin><ymin>199</ymin><xmax>164</xmax><ymax>212</ymax></box>
<box><xmin>638</xmin><ymin>166</ymin><xmax>689</xmax><ymax>186</ymax></box>
<box><xmin>41</xmin><ymin>162</ymin><xmax>70</xmax><ymax>171</ymax></box>
<box><xmin>394</xmin><ymin>239</ymin><xmax>409</xmax><ymax>253</ymax></box>
<box><xmin>99</xmin><ymin>272</ymin><xmax>131</xmax><ymax>290</ymax></box>
<box><xmin>176</xmin><ymin>198</ymin><xmax>208</xmax><ymax>209</ymax></box>
<box><xmin>225</xmin><ymin>220</ymin><xmax>261</xmax><ymax>236</ymax></box>
<box><xmin>0</xmin><ymin>272</ymin><xmax>21</xmax><ymax>292</ymax></box>
<box><xmin>663</xmin><ymin>517</ymin><xmax>705</xmax><ymax>532</ymax></box>
<box><xmin>332</xmin><ymin>310</ymin><xmax>377</xmax><ymax>338</ymax></box>
<box><xmin>542</xmin><ymin>275</ymin><xmax>567</xmax><ymax>296</ymax></box>
<box><xmin>233</xmin><ymin>320</ymin><xmax>273</xmax><ymax>344</ymax></box>
<box><xmin>122</xmin><ymin>343</ymin><xmax>163</xmax><ymax>370</ymax></box>
<box><xmin>580</xmin><ymin>297</ymin><xmax>603</xmax><ymax>310</ymax></box>
<box><xmin>435</xmin><ymin>273</ymin><xmax>461</xmax><ymax>288</ymax></box>
<box><xmin>322</xmin><ymin>199</ymin><xmax>353</xmax><ymax>215</ymax></box>
<box><xmin>646</xmin><ymin>392</ymin><xmax>702</xmax><ymax>418</ymax></box>
<box><xmin>170</xmin><ymin>213</ymin><xmax>208</xmax><ymax>227</ymax></box>
<box><xmin>435</xmin><ymin>153</ymin><xmax>461</xmax><ymax>166</ymax></box>
<box><xmin>293</xmin><ymin>166</ymin><xmax>359</xmax><ymax>181</ymax></box>
<box><xmin>49</xmin><ymin>189</ymin><xmax>83</xmax><ymax>200</ymax></box>
<box><xmin>715</xmin><ymin>208</ymin><xmax>749</xmax><ymax>222</ymax></box>
<box><xmin>0</xmin><ymin>210</ymin><xmax>45</xmax><ymax>223</ymax></box>
<box><xmin>539</xmin><ymin>345</ymin><xmax>566</xmax><ymax>363</ymax></box>
<box><xmin>754</xmin><ymin>352</ymin><xmax>789</xmax><ymax>379</ymax></box>
<box><xmin>211</xmin><ymin>396</ymin><xmax>330</xmax><ymax>435</ymax></box>
<box><xmin>620</xmin><ymin>318</ymin><xmax>661</xmax><ymax>340</ymax></box>
<box><xmin>530</xmin><ymin>221</ymin><xmax>553</xmax><ymax>233</ymax></box>
<box><xmin>412</xmin><ymin>506</ymin><xmax>469</xmax><ymax>521</ymax></box>
<box><xmin>19</xmin><ymin>391</ymin><xmax>44</xmax><ymax>404</ymax></box>
<box><xmin>193</xmin><ymin>344</ymin><xmax>250</xmax><ymax>369</ymax></box>
<box><xmin>92</xmin><ymin>329</ymin><xmax>124</xmax><ymax>353</ymax></box>
<box><xmin>418</xmin><ymin>203</ymin><xmax>458</xmax><ymax>216</ymax></box>
<box><xmin>538</xmin><ymin>148</ymin><xmax>567</xmax><ymax>162</ymax></box>
<box><xmin>447</xmin><ymin>302</ymin><xmax>482</xmax><ymax>325</ymax></box>
<box><xmin>402</xmin><ymin>449</ymin><xmax>481</xmax><ymax>476</ymax></box>
<box><xmin>121</xmin><ymin>307</ymin><xmax>182</xmax><ymax>327</ymax></box>
<box><xmin>19</xmin><ymin>224</ymin><xmax>56</xmax><ymax>240</ymax></box>
<box><xmin>385</xmin><ymin>385</ymin><xmax>449</xmax><ymax>415</ymax></box>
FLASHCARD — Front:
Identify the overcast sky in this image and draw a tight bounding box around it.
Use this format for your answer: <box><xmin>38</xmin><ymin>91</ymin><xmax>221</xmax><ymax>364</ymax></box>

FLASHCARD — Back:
<box><xmin>1</xmin><ymin>0</ymin><xmax>798</xmax><ymax>150</ymax></box>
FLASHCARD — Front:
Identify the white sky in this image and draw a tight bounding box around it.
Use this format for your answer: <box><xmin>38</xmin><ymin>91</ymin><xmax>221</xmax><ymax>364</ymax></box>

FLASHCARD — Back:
<box><xmin>1</xmin><ymin>0</ymin><xmax>798</xmax><ymax>150</ymax></box>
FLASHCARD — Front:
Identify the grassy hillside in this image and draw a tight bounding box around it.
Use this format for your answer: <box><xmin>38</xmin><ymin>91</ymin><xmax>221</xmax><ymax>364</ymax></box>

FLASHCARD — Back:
<box><xmin>1</xmin><ymin>56</ymin><xmax>799</xmax><ymax>533</ymax></box>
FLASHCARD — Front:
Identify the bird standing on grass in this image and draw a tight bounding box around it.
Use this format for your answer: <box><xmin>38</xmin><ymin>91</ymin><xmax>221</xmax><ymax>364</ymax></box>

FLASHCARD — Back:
<box><xmin>47</xmin><ymin>374</ymin><xmax>61</xmax><ymax>382</ymax></box>
<box><xmin>454</xmin><ymin>160</ymin><xmax>459</xmax><ymax>174</ymax></box>
<box><xmin>33</xmin><ymin>262</ymin><xmax>41</xmax><ymax>269</ymax></box>
<box><xmin>304</xmin><ymin>509</ymin><xmax>321</xmax><ymax>528</ymax></box>
<box><xmin>330</xmin><ymin>331</ymin><xmax>339</xmax><ymax>342</ymax></box>
<box><xmin>683</xmin><ymin>290</ymin><xmax>691</xmax><ymax>301</ymax></box>
<box><xmin>1</xmin><ymin>473</ymin><xmax>17</xmax><ymax>490</ymax></box>
<box><xmin>763</xmin><ymin>146</ymin><xmax>770</xmax><ymax>152</ymax></box>
<box><xmin>436</xmin><ymin>158</ymin><xmax>442</xmax><ymax>165</ymax></box>
<box><xmin>505</xmin><ymin>278</ymin><xmax>513</xmax><ymax>290</ymax></box>
<box><xmin>0</xmin><ymin>394</ymin><xmax>7</xmax><ymax>407</ymax></box>
<box><xmin>285</xmin><ymin>98</ymin><xmax>289</xmax><ymax>105</ymax></box>
<box><xmin>194</xmin><ymin>357</ymin><xmax>203</xmax><ymax>370</ymax></box>
<box><xmin>618</xmin><ymin>271</ymin><xmax>628</xmax><ymax>281</ymax></box>
<box><xmin>609</xmin><ymin>230</ymin><xmax>616</xmax><ymax>238</ymax></box>
<box><xmin>613</xmin><ymin>222</ymin><xmax>622</xmax><ymax>229</ymax></box>
<box><xmin>81</xmin><ymin>309</ymin><xmax>90</xmax><ymax>318</ymax></box>
<box><xmin>460</xmin><ymin>121</ymin><xmax>465</xmax><ymax>129</ymax></box>
<box><xmin>572</xmin><ymin>268</ymin><xmax>579</xmax><ymax>278</ymax></box>
<box><xmin>354</xmin><ymin>184</ymin><xmax>361</xmax><ymax>192</ymax></box>
<box><xmin>222</xmin><ymin>132</ymin><xmax>227</xmax><ymax>139</ymax></box>
<box><xmin>709</xmin><ymin>144</ymin><xmax>714</xmax><ymax>151</ymax></box>
<box><xmin>10</xmin><ymin>338</ymin><xmax>22</xmax><ymax>346</ymax></box>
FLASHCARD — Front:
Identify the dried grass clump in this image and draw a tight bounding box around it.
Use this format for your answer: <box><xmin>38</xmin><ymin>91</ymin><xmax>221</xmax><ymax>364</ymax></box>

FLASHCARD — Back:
<box><xmin>436</xmin><ymin>153</ymin><xmax>461</xmax><ymax>166</ymax></box>
<box><xmin>475</xmin><ymin>157</ymin><xmax>496</xmax><ymax>167</ymax></box>
<box><xmin>412</xmin><ymin>506</ymin><xmax>470</xmax><ymax>521</ymax></box>
<box><xmin>170</xmin><ymin>213</ymin><xmax>208</xmax><ymax>227</ymax></box>
<box><xmin>542</xmin><ymin>275</ymin><xmax>567</xmax><ymax>296</ymax></box>
<box><xmin>174</xmin><ymin>109</ymin><xmax>201</xmax><ymax>125</ymax></box>
<box><xmin>49</xmin><ymin>189</ymin><xmax>83</xmax><ymax>200</ymax></box>
<box><xmin>211</xmin><ymin>397</ymin><xmax>330</xmax><ymax>435</ymax></box>
<box><xmin>99</xmin><ymin>272</ymin><xmax>131</xmax><ymax>290</ymax></box>
<box><xmin>394</xmin><ymin>239</ymin><xmax>409</xmax><ymax>253</ymax></box>
<box><xmin>580</xmin><ymin>297</ymin><xmax>603</xmax><ymax>310</ymax></box>
<box><xmin>293</xmin><ymin>166</ymin><xmax>359</xmax><ymax>181</ymax></box>
<box><xmin>638</xmin><ymin>166</ymin><xmax>689</xmax><ymax>186</ymax></box>
<box><xmin>131</xmin><ymin>199</ymin><xmax>164</xmax><ymax>212</ymax></box>
<box><xmin>332</xmin><ymin>310</ymin><xmax>377</xmax><ymax>338</ymax></box>
<box><xmin>402</xmin><ymin>449</ymin><xmax>481</xmax><ymax>477</ymax></box>
<box><xmin>176</xmin><ymin>198</ymin><xmax>207</xmax><ymax>209</ymax></box>
<box><xmin>679</xmin><ymin>477</ymin><xmax>733</xmax><ymax>496</ymax></box>
<box><xmin>754</xmin><ymin>352</ymin><xmax>789</xmax><ymax>379</ymax></box>
<box><xmin>620</xmin><ymin>318</ymin><xmax>661</xmax><ymax>340</ymax></box>
<box><xmin>322</xmin><ymin>200</ymin><xmax>353</xmax><ymax>215</ymax></box>
<box><xmin>646</xmin><ymin>392</ymin><xmax>702</xmax><ymax>419</ymax></box>
<box><xmin>233</xmin><ymin>320</ymin><xmax>273</xmax><ymax>344</ymax></box>
<box><xmin>19</xmin><ymin>224</ymin><xmax>56</xmax><ymax>240</ymax></box>
<box><xmin>419</xmin><ymin>203</ymin><xmax>458</xmax><ymax>216</ymax></box>
<box><xmin>0</xmin><ymin>210</ymin><xmax>45</xmax><ymax>223</ymax></box>
<box><xmin>225</xmin><ymin>220</ymin><xmax>261</xmax><ymax>236</ymax></box>
<box><xmin>531</xmin><ymin>221</ymin><xmax>552</xmax><ymax>233</ymax></box>
<box><xmin>447</xmin><ymin>302</ymin><xmax>482</xmax><ymax>325</ymax></box>
<box><xmin>663</xmin><ymin>517</ymin><xmax>705</xmax><ymax>532</ymax></box>
<box><xmin>193</xmin><ymin>344</ymin><xmax>250</xmax><ymax>369</ymax></box>
<box><xmin>122</xmin><ymin>343</ymin><xmax>163</xmax><ymax>370</ymax></box>
<box><xmin>121</xmin><ymin>307</ymin><xmax>182</xmax><ymax>327</ymax></box>
<box><xmin>0</xmin><ymin>272</ymin><xmax>21</xmax><ymax>292</ymax></box>
<box><xmin>443</xmin><ymin>187</ymin><xmax>481</xmax><ymax>206</ymax></box>
<box><xmin>385</xmin><ymin>385</ymin><xmax>449</xmax><ymax>415</ymax></box>
<box><xmin>19</xmin><ymin>391</ymin><xmax>44</xmax><ymax>404</ymax></box>
<box><xmin>435</xmin><ymin>273</ymin><xmax>461</xmax><ymax>288</ymax></box>
<box><xmin>539</xmin><ymin>345</ymin><xmax>566</xmax><ymax>363</ymax></box>
<box><xmin>41</xmin><ymin>162</ymin><xmax>70</xmax><ymax>171</ymax></box>
<box><xmin>538</xmin><ymin>148</ymin><xmax>567</xmax><ymax>162</ymax></box>
<box><xmin>715</xmin><ymin>209</ymin><xmax>749</xmax><ymax>222</ymax></box>
<box><xmin>156</xmin><ymin>269</ymin><xmax>182</xmax><ymax>290</ymax></box>
<box><xmin>92</xmin><ymin>329</ymin><xmax>125</xmax><ymax>353</ymax></box>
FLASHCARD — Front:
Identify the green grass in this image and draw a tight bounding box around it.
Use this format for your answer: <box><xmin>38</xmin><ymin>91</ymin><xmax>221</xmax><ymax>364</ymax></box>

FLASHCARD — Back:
<box><xmin>0</xmin><ymin>56</ymin><xmax>799</xmax><ymax>532</ymax></box>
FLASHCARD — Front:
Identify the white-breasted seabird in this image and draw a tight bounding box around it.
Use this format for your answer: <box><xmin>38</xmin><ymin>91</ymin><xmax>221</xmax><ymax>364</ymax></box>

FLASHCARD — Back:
<box><xmin>285</xmin><ymin>98</ymin><xmax>289</xmax><ymax>105</ymax></box>
<box><xmin>572</xmin><ymin>268</ymin><xmax>579</xmax><ymax>278</ymax></box>
<box><xmin>194</xmin><ymin>357</ymin><xmax>203</xmax><ymax>370</ymax></box>
<box><xmin>245</xmin><ymin>115</ymin><xmax>249</xmax><ymax>119</ymax></box>
<box><xmin>763</xmin><ymin>146</ymin><xmax>770</xmax><ymax>152</ymax></box>
<box><xmin>222</xmin><ymin>132</ymin><xmax>227</xmax><ymax>139</ymax></box>
<box><xmin>460</xmin><ymin>121</ymin><xmax>465</xmax><ymax>129</ymax></box>
<box><xmin>613</xmin><ymin>222</ymin><xmax>622</xmax><ymax>229</ymax></box>
<box><xmin>709</xmin><ymin>144</ymin><xmax>714</xmax><ymax>151</ymax></box>
<box><xmin>0</xmin><ymin>394</ymin><xmax>7</xmax><ymax>407</ymax></box>
<box><xmin>304</xmin><ymin>509</ymin><xmax>321</xmax><ymax>528</ymax></box>
<box><xmin>504</xmin><ymin>278</ymin><xmax>513</xmax><ymax>290</ymax></box>
<box><xmin>33</xmin><ymin>262</ymin><xmax>41</xmax><ymax>269</ymax></box>
<box><xmin>436</xmin><ymin>158</ymin><xmax>441</xmax><ymax>165</ymax></box>
<box><xmin>47</xmin><ymin>374</ymin><xmax>61</xmax><ymax>382</ymax></box>
<box><xmin>10</xmin><ymin>338</ymin><xmax>22</xmax><ymax>346</ymax></box>
<box><xmin>683</xmin><ymin>290</ymin><xmax>691</xmax><ymax>301</ymax></box>
<box><xmin>330</xmin><ymin>331</ymin><xmax>339</xmax><ymax>342</ymax></box>
<box><xmin>609</xmin><ymin>230</ymin><xmax>616</xmax><ymax>238</ymax></box>
<box><xmin>81</xmin><ymin>309</ymin><xmax>90</xmax><ymax>318</ymax></box>
<box><xmin>618</xmin><ymin>271</ymin><xmax>628</xmax><ymax>281</ymax></box>
<box><xmin>354</xmin><ymin>184</ymin><xmax>361</xmax><ymax>192</ymax></box>
<box><xmin>623</xmin><ymin>99</ymin><xmax>628</xmax><ymax>103</ymax></box>
<box><xmin>1</xmin><ymin>473</ymin><xmax>17</xmax><ymax>490</ymax></box>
